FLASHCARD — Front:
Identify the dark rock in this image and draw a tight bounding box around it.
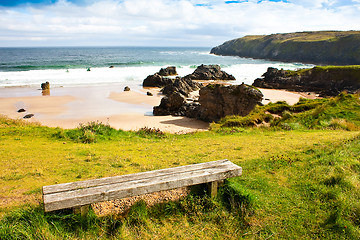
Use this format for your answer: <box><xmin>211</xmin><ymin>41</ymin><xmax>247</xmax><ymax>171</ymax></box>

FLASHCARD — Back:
<box><xmin>124</xmin><ymin>86</ymin><xmax>130</xmax><ymax>91</ymax></box>
<box><xmin>183</xmin><ymin>102</ymin><xmax>201</xmax><ymax>119</ymax></box>
<box><xmin>153</xmin><ymin>92</ymin><xmax>186</xmax><ymax>116</ymax></box>
<box><xmin>147</xmin><ymin>91</ymin><xmax>153</xmax><ymax>96</ymax></box>
<box><xmin>153</xmin><ymin>83</ymin><xmax>263</xmax><ymax>122</ymax></box>
<box><xmin>197</xmin><ymin>84</ymin><xmax>263</xmax><ymax>122</ymax></box>
<box><xmin>252</xmin><ymin>67</ymin><xmax>360</xmax><ymax>96</ymax></box>
<box><xmin>41</xmin><ymin>82</ymin><xmax>50</xmax><ymax>90</ymax></box>
<box><xmin>158</xmin><ymin>66</ymin><xmax>177</xmax><ymax>76</ymax></box>
<box><xmin>109</xmin><ymin>66</ymin><xmax>114</xmax><ymax>68</ymax></box>
<box><xmin>23</xmin><ymin>114</ymin><xmax>34</xmax><ymax>119</ymax></box>
<box><xmin>161</xmin><ymin>77</ymin><xmax>202</xmax><ymax>97</ymax></box>
<box><xmin>185</xmin><ymin>64</ymin><xmax>235</xmax><ymax>81</ymax></box>
<box><xmin>17</xmin><ymin>108</ymin><xmax>26</xmax><ymax>113</ymax></box>
<box><xmin>152</xmin><ymin>65</ymin><xmax>262</xmax><ymax>120</ymax></box>
<box><xmin>143</xmin><ymin>73</ymin><xmax>174</xmax><ymax>87</ymax></box>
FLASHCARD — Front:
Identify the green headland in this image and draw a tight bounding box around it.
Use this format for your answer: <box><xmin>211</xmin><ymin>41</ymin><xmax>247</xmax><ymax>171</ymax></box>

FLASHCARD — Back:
<box><xmin>211</xmin><ymin>31</ymin><xmax>360</xmax><ymax>65</ymax></box>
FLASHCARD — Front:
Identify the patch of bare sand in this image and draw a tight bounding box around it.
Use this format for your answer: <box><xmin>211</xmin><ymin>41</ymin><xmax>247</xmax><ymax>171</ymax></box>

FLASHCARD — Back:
<box><xmin>259</xmin><ymin>88</ymin><xmax>313</xmax><ymax>105</ymax></box>
<box><xmin>40</xmin><ymin>114</ymin><xmax>209</xmax><ymax>134</ymax></box>
<box><xmin>0</xmin><ymin>95</ymin><xmax>77</xmax><ymax>119</ymax></box>
<box><xmin>0</xmin><ymin>86</ymin><xmax>209</xmax><ymax>133</ymax></box>
<box><xmin>109</xmin><ymin>88</ymin><xmax>162</xmax><ymax>106</ymax></box>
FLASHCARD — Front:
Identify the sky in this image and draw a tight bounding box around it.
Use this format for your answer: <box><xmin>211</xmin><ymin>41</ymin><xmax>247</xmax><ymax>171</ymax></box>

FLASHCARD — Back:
<box><xmin>0</xmin><ymin>0</ymin><xmax>359</xmax><ymax>47</ymax></box>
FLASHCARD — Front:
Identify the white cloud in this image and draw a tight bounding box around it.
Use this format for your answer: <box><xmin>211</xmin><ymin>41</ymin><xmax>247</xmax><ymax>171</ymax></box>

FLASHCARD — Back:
<box><xmin>0</xmin><ymin>0</ymin><xmax>359</xmax><ymax>46</ymax></box>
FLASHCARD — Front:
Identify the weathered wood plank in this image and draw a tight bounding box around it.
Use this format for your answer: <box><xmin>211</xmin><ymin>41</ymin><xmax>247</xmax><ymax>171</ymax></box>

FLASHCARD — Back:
<box><xmin>44</xmin><ymin>162</ymin><xmax>241</xmax><ymax>212</ymax></box>
<box><xmin>209</xmin><ymin>181</ymin><xmax>222</xmax><ymax>198</ymax></box>
<box><xmin>73</xmin><ymin>205</ymin><xmax>89</xmax><ymax>216</ymax></box>
<box><xmin>43</xmin><ymin>159</ymin><xmax>230</xmax><ymax>195</ymax></box>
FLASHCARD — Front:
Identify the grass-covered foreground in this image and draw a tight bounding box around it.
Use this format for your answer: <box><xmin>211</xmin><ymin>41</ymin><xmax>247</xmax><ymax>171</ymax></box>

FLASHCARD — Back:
<box><xmin>0</xmin><ymin>93</ymin><xmax>359</xmax><ymax>239</ymax></box>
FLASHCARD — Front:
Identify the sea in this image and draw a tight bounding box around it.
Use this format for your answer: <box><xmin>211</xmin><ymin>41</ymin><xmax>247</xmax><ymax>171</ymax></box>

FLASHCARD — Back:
<box><xmin>0</xmin><ymin>46</ymin><xmax>313</xmax><ymax>89</ymax></box>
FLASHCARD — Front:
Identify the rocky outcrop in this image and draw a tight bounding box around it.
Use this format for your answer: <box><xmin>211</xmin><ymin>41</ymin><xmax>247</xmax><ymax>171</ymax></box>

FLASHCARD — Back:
<box><xmin>253</xmin><ymin>66</ymin><xmax>360</xmax><ymax>96</ymax></box>
<box><xmin>153</xmin><ymin>92</ymin><xmax>187</xmax><ymax>116</ymax></box>
<box><xmin>153</xmin><ymin>83</ymin><xmax>263</xmax><ymax>122</ymax></box>
<box><xmin>162</xmin><ymin>76</ymin><xmax>202</xmax><ymax>96</ymax></box>
<box><xmin>185</xmin><ymin>64</ymin><xmax>235</xmax><ymax>80</ymax></box>
<box><xmin>197</xmin><ymin>84</ymin><xmax>263</xmax><ymax>122</ymax></box>
<box><xmin>151</xmin><ymin>65</ymin><xmax>258</xmax><ymax>121</ymax></box>
<box><xmin>143</xmin><ymin>66</ymin><xmax>178</xmax><ymax>87</ymax></box>
<box><xmin>158</xmin><ymin>66</ymin><xmax>177</xmax><ymax>76</ymax></box>
<box><xmin>143</xmin><ymin>73</ymin><xmax>174</xmax><ymax>88</ymax></box>
<box><xmin>211</xmin><ymin>31</ymin><xmax>360</xmax><ymax>65</ymax></box>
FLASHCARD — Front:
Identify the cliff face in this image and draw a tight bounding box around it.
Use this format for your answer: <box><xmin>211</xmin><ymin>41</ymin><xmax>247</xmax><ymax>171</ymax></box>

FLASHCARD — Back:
<box><xmin>252</xmin><ymin>66</ymin><xmax>360</xmax><ymax>96</ymax></box>
<box><xmin>211</xmin><ymin>31</ymin><xmax>360</xmax><ymax>65</ymax></box>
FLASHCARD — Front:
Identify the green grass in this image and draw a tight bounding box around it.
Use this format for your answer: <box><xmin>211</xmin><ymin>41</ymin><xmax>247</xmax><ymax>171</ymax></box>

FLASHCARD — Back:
<box><xmin>283</xmin><ymin>65</ymin><xmax>360</xmax><ymax>83</ymax></box>
<box><xmin>0</xmin><ymin>92</ymin><xmax>360</xmax><ymax>239</ymax></box>
<box><xmin>214</xmin><ymin>93</ymin><xmax>360</xmax><ymax>131</ymax></box>
<box><xmin>0</xmin><ymin>130</ymin><xmax>359</xmax><ymax>239</ymax></box>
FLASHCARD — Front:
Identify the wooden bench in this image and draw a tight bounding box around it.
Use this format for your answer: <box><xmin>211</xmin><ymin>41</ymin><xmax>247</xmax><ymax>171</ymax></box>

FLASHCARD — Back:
<box><xmin>42</xmin><ymin>159</ymin><xmax>242</xmax><ymax>213</ymax></box>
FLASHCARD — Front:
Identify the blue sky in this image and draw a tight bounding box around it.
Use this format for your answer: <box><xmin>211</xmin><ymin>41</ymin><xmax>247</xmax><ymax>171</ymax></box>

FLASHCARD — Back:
<box><xmin>0</xmin><ymin>0</ymin><xmax>359</xmax><ymax>47</ymax></box>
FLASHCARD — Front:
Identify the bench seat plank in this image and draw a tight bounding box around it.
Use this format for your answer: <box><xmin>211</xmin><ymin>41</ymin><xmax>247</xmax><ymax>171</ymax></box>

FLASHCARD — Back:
<box><xmin>43</xmin><ymin>159</ymin><xmax>230</xmax><ymax>195</ymax></box>
<box><xmin>43</xmin><ymin>159</ymin><xmax>242</xmax><ymax>212</ymax></box>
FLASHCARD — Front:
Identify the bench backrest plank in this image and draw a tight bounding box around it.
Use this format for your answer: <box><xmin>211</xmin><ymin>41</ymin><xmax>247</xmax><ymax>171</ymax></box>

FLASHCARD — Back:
<box><xmin>43</xmin><ymin>160</ymin><xmax>242</xmax><ymax>212</ymax></box>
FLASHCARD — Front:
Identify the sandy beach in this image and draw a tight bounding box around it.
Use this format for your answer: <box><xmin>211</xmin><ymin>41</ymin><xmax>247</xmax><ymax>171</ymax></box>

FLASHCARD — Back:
<box><xmin>0</xmin><ymin>85</ymin><xmax>308</xmax><ymax>133</ymax></box>
<box><xmin>0</xmin><ymin>85</ymin><xmax>210</xmax><ymax>133</ymax></box>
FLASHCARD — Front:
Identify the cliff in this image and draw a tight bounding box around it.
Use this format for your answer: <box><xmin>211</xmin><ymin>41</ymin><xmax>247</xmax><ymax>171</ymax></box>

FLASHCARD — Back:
<box><xmin>210</xmin><ymin>31</ymin><xmax>360</xmax><ymax>65</ymax></box>
<box><xmin>252</xmin><ymin>66</ymin><xmax>360</xmax><ymax>96</ymax></box>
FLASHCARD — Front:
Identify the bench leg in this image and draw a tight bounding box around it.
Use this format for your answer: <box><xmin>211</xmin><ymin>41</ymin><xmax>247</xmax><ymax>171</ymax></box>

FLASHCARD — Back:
<box><xmin>208</xmin><ymin>180</ymin><xmax>224</xmax><ymax>198</ymax></box>
<box><xmin>73</xmin><ymin>205</ymin><xmax>90</xmax><ymax>216</ymax></box>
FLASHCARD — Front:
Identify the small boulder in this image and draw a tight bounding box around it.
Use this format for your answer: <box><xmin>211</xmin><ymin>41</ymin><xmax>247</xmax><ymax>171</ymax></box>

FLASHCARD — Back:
<box><xmin>158</xmin><ymin>66</ymin><xmax>177</xmax><ymax>76</ymax></box>
<box><xmin>124</xmin><ymin>86</ymin><xmax>130</xmax><ymax>91</ymax></box>
<box><xmin>153</xmin><ymin>92</ymin><xmax>186</xmax><ymax>116</ymax></box>
<box><xmin>41</xmin><ymin>82</ymin><xmax>50</xmax><ymax>90</ymax></box>
<box><xmin>143</xmin><ymin>73</ymin><xmax>174</xmax><ymax>87</ymax></box>
<box><xmin>185</xmin><ymin>64</ymin><xmax>236</xmax><ymax>81</ymax></box>
<box><xmin>147</xmin><ymin>91</ymin><xmax>153</xmax><ymax>96</ymax></box>
<box><xmin>17</xmin><ymin>108</ymin><xmax>26</xmax><ymax>113</ymax></box>
<box><xmin>23</xmin><ymin>114</ymin><xmax>34</xmax><ymax>119</ymax></box>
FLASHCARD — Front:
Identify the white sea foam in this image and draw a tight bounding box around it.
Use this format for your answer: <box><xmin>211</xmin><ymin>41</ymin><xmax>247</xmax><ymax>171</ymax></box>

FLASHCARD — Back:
<box><xmin>0</xmin><ymin>66</ymin><xmax>161</xmax><ymax>88</ymax></box>
<box><xmin>223</xmin><ymin>62</ymin><xmax>312</xmax><ymax>85</ymax></box>
<box><xmin>0</xmin><ymin>62</ymin><xmax>312</xmax><ymax>89</ymax></box>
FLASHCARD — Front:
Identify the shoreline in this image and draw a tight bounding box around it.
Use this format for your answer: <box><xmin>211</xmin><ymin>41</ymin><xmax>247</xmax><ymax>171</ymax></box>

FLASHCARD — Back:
<box><xmin>0</xmin><ymin>85</ymin><xmax>311</xmax><ymax>133</ymax></box>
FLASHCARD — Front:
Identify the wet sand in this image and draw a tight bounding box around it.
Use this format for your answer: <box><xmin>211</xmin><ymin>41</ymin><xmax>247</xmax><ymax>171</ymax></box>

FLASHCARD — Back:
<box><xmin>0</xmin><ymin>85</ymin><xmax>308</xmax><ymax>133</ymax></box>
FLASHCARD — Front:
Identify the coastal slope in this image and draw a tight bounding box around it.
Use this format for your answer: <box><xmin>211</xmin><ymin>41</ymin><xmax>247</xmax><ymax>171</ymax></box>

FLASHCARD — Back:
<box><xmin>211</xmin><ymin>31</ymin><xmax>360</xmax><ymax>65</ymax></box>
<box><xmin>252</xmin><ymin>66</ymin><xmax>360</xmax><ymax>96</ymax></box>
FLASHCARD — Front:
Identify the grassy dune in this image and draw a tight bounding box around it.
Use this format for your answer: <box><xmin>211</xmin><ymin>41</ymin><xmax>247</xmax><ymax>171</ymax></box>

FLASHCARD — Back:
<box><xmin>0</xmin><ymin>94</ymin><xmax>360</xmax><ymax>239</ymax></box>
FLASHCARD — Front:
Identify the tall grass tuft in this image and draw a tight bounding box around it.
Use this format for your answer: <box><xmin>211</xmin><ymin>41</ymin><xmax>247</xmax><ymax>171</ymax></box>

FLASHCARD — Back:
<box><xmin>54</xmin><ymin>121</ymin><xmax>129</xmax><ymax>143</ymax></box>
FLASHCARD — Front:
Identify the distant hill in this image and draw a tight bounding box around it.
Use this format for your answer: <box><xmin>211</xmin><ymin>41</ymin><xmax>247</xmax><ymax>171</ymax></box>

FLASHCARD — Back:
<box><xmin>210</xmin><ymin>31</ymin><xmax>360</xmax><ymax>65</ymax></box>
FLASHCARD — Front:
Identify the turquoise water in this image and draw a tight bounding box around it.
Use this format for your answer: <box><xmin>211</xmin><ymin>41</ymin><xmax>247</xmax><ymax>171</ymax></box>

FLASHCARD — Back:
<box><xmin>0</xmin><ymin>47</ymin><xmax>312</xmax><ymax>87</ymax></box>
